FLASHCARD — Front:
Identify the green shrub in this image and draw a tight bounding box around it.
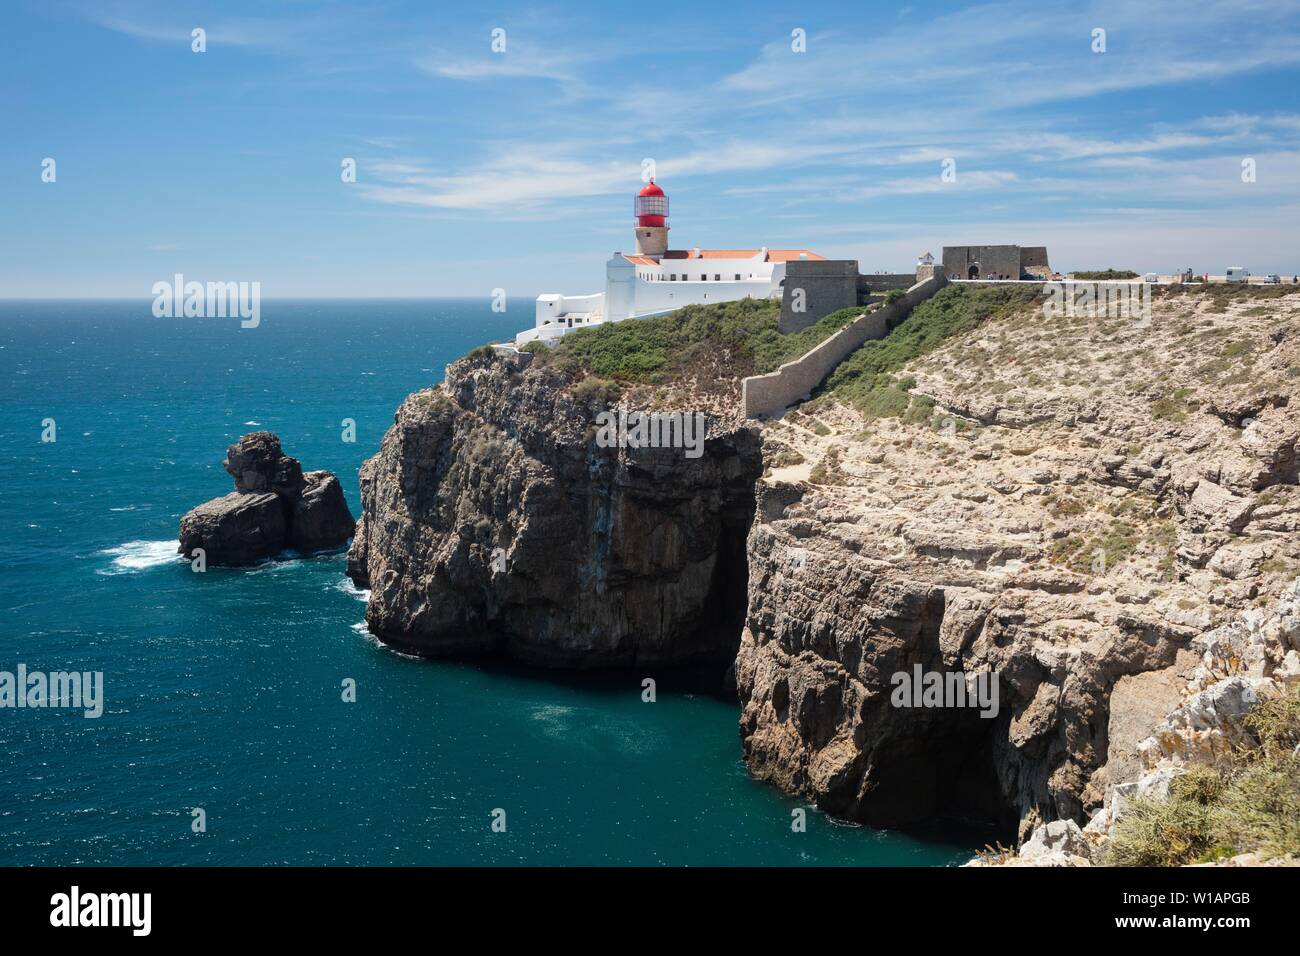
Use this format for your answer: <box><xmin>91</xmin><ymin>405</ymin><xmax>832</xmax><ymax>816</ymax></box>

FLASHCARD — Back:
<box><xmin>1073</xmin><ymin>269</ymin><xmax>1139</xmax><ymax>280</ymax></box>
<box><xmin>1152</xmin><ymin>387</ymin><xmax>1198</xmax><ymax>422</ymax></box>
<box><xmin>1109</xmin><ymin>688</ymin><xmax>1300</xmax><ymax>865</ymax></box>
<box><xmin>527</xmin><ymin>297</ymin><xmax>863</xmax><ymax>384</ymax></box>
<box><xmin>571</xmin><ymin>375</ymin><xmax>621</xmax><ymax>404</ymax></box>
<box><xmin>1049</xmin><ymin>519</ymin><xmax>1140</xmax><ymax>573</ymax></box>
<box><xmin>1109</xmin><ymin>765</ymin><xmax>1222</xmax><ymax>866</ymax></box>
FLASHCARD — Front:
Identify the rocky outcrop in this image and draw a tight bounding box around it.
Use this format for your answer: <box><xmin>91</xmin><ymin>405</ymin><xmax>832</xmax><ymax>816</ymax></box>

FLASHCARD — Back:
<box><xmin>347</xmin><ymin>351</ymin><xmax>763</xmax><ymax>665</ymax></box>
<box><xmin>179</xmin><ymin>432</ymin><xmax>355</xmax><ymax>566</ymax></box>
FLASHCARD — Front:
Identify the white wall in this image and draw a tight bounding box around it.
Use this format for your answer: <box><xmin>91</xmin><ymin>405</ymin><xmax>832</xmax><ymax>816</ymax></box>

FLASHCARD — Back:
<box><xmin>621</xmin><ymin>276</ymin><xmax>778</xmax><ymax>316</ymax></box>
<box><xmin>534</xmin><ymin>291</ymin><xmax>605</xmax><ymax>325</ymax></box>
<box><xmin>611</xmin><ymin>254</ymin><xmax>788</xmax><ymax>318</ymax></box>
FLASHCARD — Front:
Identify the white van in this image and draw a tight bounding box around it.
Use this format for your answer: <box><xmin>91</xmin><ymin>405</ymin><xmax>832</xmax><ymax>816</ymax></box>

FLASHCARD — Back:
<box><xmin>1143</xmin><ymin>273</ymin><xmax>1159</xmax><ymax>283</ymax></box>
<box><xmin>1226</xmin><ymin>267</ymin><xmax>1249</xmax><ymax>283</ymax></box>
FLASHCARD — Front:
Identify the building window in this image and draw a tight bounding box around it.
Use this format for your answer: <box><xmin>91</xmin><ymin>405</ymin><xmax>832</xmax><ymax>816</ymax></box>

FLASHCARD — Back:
<box><xmin>670</xmin><ymin>274</ymin><xmax>676</xmax><ymax>281</ymax></box>
<box><xmin>714</xmin><ymin>274</ymin><xmax>720</xmax><ymax>281</ymax></box>
<box><xmin>734</xmin><ymin>274</ymin><xmax>741</xmax><ymax>280</ymax></box>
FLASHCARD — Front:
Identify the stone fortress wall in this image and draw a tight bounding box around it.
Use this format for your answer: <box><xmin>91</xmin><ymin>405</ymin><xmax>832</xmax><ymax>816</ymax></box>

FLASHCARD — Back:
<box><xmin>942</xmin><ymin>245</ymin><xmax>1052</xmax><ymax>280</ymax></box>
<box><xmin>743</xmin><ymin>273</ymin><xmax>948</xmax><ymax>419</ymax></box>
<box><xmin>778</xmin><ymin>260</ymin><xmax>916</xmax><ymax>333</ymax></box>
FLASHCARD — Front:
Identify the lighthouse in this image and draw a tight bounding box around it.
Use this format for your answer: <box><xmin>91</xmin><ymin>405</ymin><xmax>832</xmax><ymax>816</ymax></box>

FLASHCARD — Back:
<box><xmin>634</xmin><ymin>179</ymin><xmax>669</xmax><ymax>257</ymax></box>
<box><xmin>520</xmin><ymin>177</ymin><xmax>826</xmax><ymax>345</ymax></box>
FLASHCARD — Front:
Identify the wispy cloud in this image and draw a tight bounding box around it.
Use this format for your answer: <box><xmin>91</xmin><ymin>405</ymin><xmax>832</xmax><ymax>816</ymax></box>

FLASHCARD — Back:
<box><xmin>31</xmin><ymin>0</ymin><xmax>1300</xmax><ymax>292</ymax></box>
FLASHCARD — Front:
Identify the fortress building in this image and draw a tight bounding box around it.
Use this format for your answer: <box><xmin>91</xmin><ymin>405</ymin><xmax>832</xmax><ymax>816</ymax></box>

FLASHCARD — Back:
<box><xmin>517</xmin><ymin>179</ymin><xmax>824</xmax><ymax>346</ymax></box>
<box><xmin>941</xmin><ymin>245</ymin><xmax>1052</xmax><ymax>281</ymax></box>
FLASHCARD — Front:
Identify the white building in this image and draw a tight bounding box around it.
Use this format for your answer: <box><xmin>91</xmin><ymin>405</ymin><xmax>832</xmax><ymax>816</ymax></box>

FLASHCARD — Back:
<box><xmin>516</xmin><ymin>179</ymin><xmax>824</xmax><ymax>346</ymax></box>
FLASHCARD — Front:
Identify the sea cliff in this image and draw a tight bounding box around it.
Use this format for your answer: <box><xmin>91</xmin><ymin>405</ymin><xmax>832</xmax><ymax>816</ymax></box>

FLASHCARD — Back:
<box><xmin>347</xmin><ymin>350</ymin><xmax>762</xmax><ymax>666</ymax></box>
<box><xmin>349</xmin><ymin>285</ymin><xmax>1300</xmax><ymax>857</ymax></box>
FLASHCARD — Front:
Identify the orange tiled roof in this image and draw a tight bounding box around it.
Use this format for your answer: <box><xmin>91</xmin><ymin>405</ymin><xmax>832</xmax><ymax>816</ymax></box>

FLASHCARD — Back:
<box><xmin>654</xmin><ymin>249</ymin><xmax>825</xmax><ymax>262</ymax></box>
<box><xmin>765</xmin><ymin>249</ymin><xmax>827</xmax><ymax>263</ymax></box>
<box><xmin>623</xmin><ymin>255</ymin><xmax>658</xmax><ymax>265</ymax></box>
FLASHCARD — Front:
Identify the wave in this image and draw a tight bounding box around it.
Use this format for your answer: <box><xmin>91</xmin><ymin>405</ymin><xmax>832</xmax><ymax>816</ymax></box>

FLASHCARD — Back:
<box><xmin>333</xmin><ymin>577</ymin><xmax>370</xmax><ymax>602</ymax></box>
<box><xmin>98</xmin><ymin>539</ymin><xmax>182</xmax><ymax>574</ymax></box>
<box><xmin>245</xmin><ymin>555</ymin><xmax>303</xmax><ymax>575</ymax></box>
<box><xmin>350</xmin><ymin>621</ymin><xmax>421</xmax><ymax>660</ymax></box>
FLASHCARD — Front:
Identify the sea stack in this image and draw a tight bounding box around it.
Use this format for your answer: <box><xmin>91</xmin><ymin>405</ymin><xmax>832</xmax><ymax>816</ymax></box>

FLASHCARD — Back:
<box><xmin>178</xmin><ymin>432</ymin><xmax>355</xmax><ymax>566</ymax></box>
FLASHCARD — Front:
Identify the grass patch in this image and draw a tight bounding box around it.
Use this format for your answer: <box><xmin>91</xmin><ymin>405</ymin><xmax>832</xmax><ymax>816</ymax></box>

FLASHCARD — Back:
<box><xmin>1152</xmin><ymin>387</ymin><xmax>1199</xmax><ymax>422</ymax></box>
<box><xmin>1050</xmin><ymin>519</ymin><xmax>1140</xmax><ymax>573</ymax></box>
<box><xmin>809</xmin><ymin>447</ymin><xmax>842</xmax><ymax>484</ymax></box>
<box><xmin>823</xmin><ymin>283</ymin><xmax>1042</xmax><ymax>418</ymax></box>
<box><xmin>523</xmin><ymin>297</ymin><xmax>867</xmax><ymax>384</ymax></box>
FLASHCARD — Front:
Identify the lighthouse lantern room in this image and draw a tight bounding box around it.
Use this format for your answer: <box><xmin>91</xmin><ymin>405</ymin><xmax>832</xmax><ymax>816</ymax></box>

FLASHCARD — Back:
<box><xmin>634</xmin><ymin>179</ymin><xmax>670</xmax><ymax>257</ymax></box>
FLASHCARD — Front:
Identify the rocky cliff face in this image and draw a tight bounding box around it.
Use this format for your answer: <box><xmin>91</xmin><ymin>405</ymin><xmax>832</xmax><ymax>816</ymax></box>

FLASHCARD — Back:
<box><xmin>736</xmin><ymin>478</ymin><xmax>1202</xmax><ymax>836</ymax></box>
<box><xmin>179</xmin><ymin>432</ymin><xmax>355</xmax><ymax>566</ymax></box>
<box><xmin>347</xmin><ymin>351</ymin><xmax>762</xmax><ymax>666</ymax></box>
<box><xmin>737</xmin><ymin>287</ymin><xmax>1300</xmax><ymax>840</ymax></box>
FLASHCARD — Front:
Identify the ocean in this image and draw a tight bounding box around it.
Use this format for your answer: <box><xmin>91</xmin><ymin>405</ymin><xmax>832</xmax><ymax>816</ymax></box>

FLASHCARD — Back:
<box><xmin>0</xmin><ymin>299</ymin><xmax>979</xmax><ymax>866</ymax></box>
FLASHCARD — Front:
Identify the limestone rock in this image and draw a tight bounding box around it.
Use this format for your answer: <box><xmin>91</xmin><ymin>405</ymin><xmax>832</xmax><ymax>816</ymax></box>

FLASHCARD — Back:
<box><xmin>1019</xmin><ymin>819</ymin><xmax>1092</xmax><ymax>865</ymax></box>
<box><xmin>1136</xmin><ymin>676</ymin><xmax>1278</xmax><ymax>769</ymax></box>
<box><xmin>1102</xmin><ymin>665</ymin><xmax>1191</xmax><ymax>798</ymax></box>
<box><xmin>347</xmin><ymin>352</ymin><xmax>763</xmax><ymax>664</ymax></box>
<box><xmin>224</xmin><ymin>431</ymin><xmax>305</xmax><ymax>497</ymax></box>
<box><xmin>731</xmin><ymin>288</ymin><xmax>1300</xmax><ymax>853</ymax></box>
<box><xmin>1239</xmin><ymin>407</ymin><xmax>1299</xmax><ymax>487</ymax></box>
<box><xmin>178</xmin><ymin>491</ymin><xmax>286</xmax><ymax>566</ymax></box>
<box><xmin>1183</xmin><ymin>479</ymin><xmax>1253</xmax><ymax>534</ymax></box>
<box><xmin>178</xmin><ymin>432</ymin><xmax>354</xmax><ymax>567</ymax></box>
<box><xmin>291</xmin><ymin>471</ymin><xmax>356</xmax><ymax>553</ymax></box>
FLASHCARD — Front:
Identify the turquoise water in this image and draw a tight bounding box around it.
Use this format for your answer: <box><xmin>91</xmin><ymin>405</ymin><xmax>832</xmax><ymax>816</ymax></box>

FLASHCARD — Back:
<box><xmin>0</xmin><ymin>299</ymin><xmax>978</xmax><ymax>865</ymax></box>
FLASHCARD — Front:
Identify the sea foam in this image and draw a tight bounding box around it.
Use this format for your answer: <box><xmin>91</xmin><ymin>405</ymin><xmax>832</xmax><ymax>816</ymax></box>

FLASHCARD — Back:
<box><xmin>98</xmin><ymin>540</ymin><xmax>182</xmax><ymax>574</ymax></box>
<box><xmin>334</xmin><ymin>577</ymin><xmax>370</xmax><ymax>602</ymax></box>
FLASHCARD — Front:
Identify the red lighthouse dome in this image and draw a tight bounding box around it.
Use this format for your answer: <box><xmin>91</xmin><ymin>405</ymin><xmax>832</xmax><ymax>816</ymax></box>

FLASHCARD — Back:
<box><xmin>635</xmin><ymin>178</ymin><xmax>668</xmax><ymax>227</ymax></box>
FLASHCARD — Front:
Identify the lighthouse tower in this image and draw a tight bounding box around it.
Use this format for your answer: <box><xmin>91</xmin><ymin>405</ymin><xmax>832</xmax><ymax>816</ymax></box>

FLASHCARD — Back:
<box><xmin>634</xmin><ymin>179</ymin><xmax>669</xmax><ymax>258</ymax></box>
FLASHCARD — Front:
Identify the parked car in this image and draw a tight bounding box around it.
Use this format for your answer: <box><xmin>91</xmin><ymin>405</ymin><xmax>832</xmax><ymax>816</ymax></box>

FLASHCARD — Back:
<box><xmin>1143</xmin><ymin>273</ymin><xmax>1159</xmax><ymax>283</ymax></box>
<box><xmin>1264</xmin><ymin>274</ymin><xmax>1281</xmax><ymax>284</ymax></box>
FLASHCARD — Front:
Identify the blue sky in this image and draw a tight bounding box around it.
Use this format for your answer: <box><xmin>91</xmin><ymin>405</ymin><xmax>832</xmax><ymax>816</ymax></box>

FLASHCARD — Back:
<box><xmin>2</xmin><ymin>0</ymin><xmax>1299</xmax><ymax>297</ymax></box>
